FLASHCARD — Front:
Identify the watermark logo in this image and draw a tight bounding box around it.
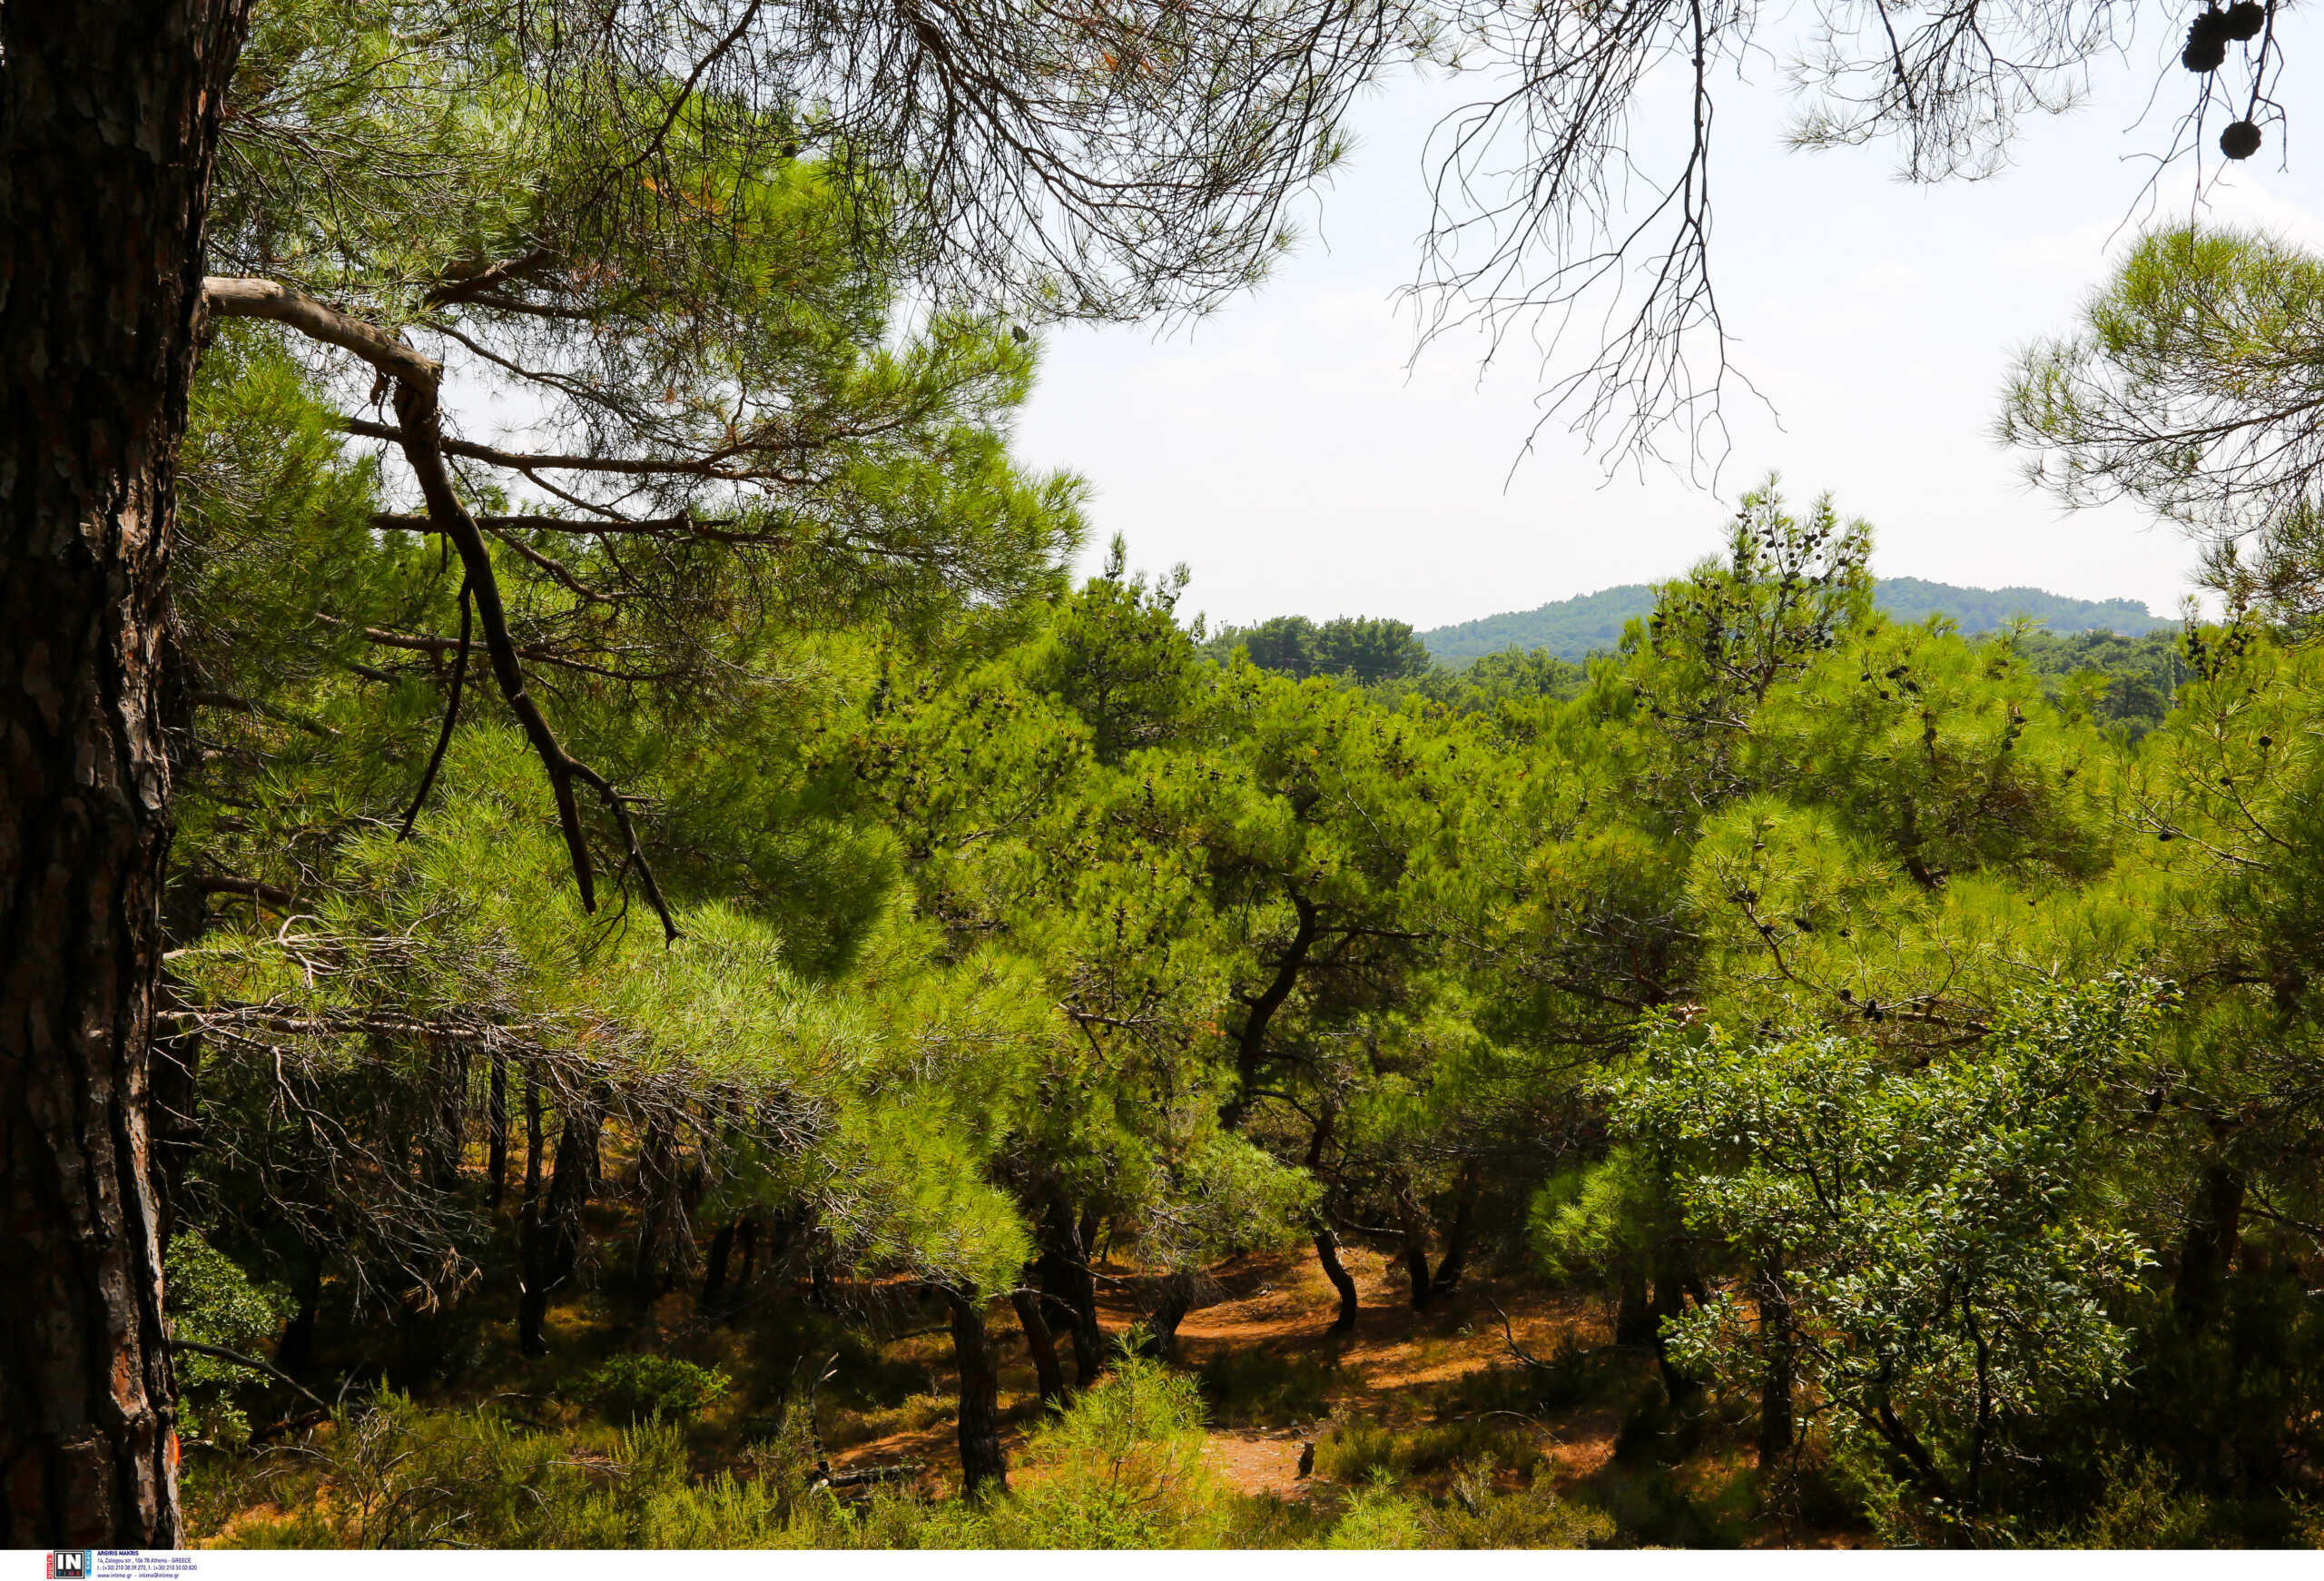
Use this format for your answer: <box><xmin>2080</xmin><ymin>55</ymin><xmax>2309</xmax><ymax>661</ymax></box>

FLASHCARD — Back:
<box><xmin>46</xmin><ymin>1555</ymin><xmax>93</xmax><ymax>1581</ymax></box>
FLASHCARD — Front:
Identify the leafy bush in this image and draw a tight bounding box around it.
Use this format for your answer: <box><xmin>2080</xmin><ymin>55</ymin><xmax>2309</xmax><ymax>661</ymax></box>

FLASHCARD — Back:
<box><xmin>2057</xmin><ymin>1457</ymin><xmax>2218</xmax><ymax>1549</ymax></box>
<box><xmin>1581</xmin><ymin>1459</ymin><xmax>1755</xmax><ymax>1548</ymax></box>
<box><xmin>164</xmin><ymin>1231</ymin><xmax>290</xmax><ymax>1446</ymax></box>
<box><xmin>568</xmin><ymin>1354</ymin><xmax>733</xmax><ymax>1424</ymax></box>
<box><xmin>1612</xmin><ymin>977</ymin><xmax>2162</xmax><ymax>1532</ymax></box>
<box><xmin>1314</xmin><ymin>1418</ymin><xmax>1403</xmax><ymax>1483</ymax></box>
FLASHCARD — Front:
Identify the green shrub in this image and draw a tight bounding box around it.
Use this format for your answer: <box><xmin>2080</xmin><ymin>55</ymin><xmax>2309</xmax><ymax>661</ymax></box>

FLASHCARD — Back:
<box><xmin>1430</xmin><ymin>1457</ymin><xmax>1613</xmax><ymax>1549</ymax></box>
<box><xmin>568</xmin><ymin>1354</ymin><xmax>732</xmax><ymax>1424</ymax></box>
<box><xmin>163</xmin><ymin>1232</ymin><xmax>290</xmax><ymax>1447</ymax></box>
<box><xmin>1314</xmin><ymin>1418</ymin><xmax>1403</xmax><ymax>1482</ymax></box>
<box><xmin>211</xmin><ymin>1391</ymin><xmax>850</xmax><ymax>1549</ymax></box>
<box><xmin>1317</xmin><ymin>1461</ymin><xmax>1605</xmax><ymax>1550</ymax></box>
<box><xmin>1325</xmin><ymin>1476</ymin><xmax>1432</xmax><ymax>1549</ymax></box>
<box><xmin>1582</xmin><ymin>1458</ymin><xmax>1754</xmax><ymax>1548</ymax></box>
<box><xmin>987</xmin><ymin>1356</ymin><xmax>1231</xmax><ymax>1547</ymax></box>
<box><xmin>2063</xmin><ymin>1457</ymin><xmax>2218</xmax><ymax>1548</ymax></box>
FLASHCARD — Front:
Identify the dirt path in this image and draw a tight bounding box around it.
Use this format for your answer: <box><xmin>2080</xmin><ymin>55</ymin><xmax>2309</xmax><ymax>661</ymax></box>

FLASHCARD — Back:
<box><xmin>822</xmin><ymin>1242</ymin><xmax>1628</xmax><ymax>1499</ymax></box>
<box><xmin>1159</xmin><ymin>1245</ymin><xmax>1620</xmax><ymax>1494</ymax></box>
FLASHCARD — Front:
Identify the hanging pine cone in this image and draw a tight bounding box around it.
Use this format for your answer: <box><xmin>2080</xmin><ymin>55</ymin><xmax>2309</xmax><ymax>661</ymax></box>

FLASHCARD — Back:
<box><xmin>2221</xmin><ymin>119</ymin><xmax>2263</xmax><ymax>159</ymax></box>
<box><xmin>2223</xmin><ymin>0</ymin><xmax>2266</xmax><ymax>40</ymax></box>
<box><xmin>2183</xmin><ymin>6</ymin><xmax>2231</xmax><ymax>70</ymax></box>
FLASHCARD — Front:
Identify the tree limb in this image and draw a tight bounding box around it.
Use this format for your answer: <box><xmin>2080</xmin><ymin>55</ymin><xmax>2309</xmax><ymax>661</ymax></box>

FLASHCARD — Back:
<box><xmin>344</xmin><ymin>418</ymin><xmax>811</xmax><ymax>485</ymax></box>
<box><xmin>370</xmin><ymin>512</ymin><xmax>778</xmax><ymax>547</ymax></box>
<box><xmin>398</xmin><ymin>578</ymin><xmax>471</xmax><ymax>840</ymax></box>
<box><xmin>203</xmin><ymin>277</ymin><xmax>441</xmax><ymax>389</ymax></box>
<box><xmin>168</xmin><ymin>1339</ymin><xmax>333</xmax><ymax>1413</ymax></box>
<box><xmin>392</xmin><ymin>377</ymin><xmax>680</xmax><ymax>942</ymax></box>
<box><xmin>425</xmin><ymin>246</ymin><xmax>556</xmax><ymax>309</ymax></box>
<box><xmin>201</xmin><ymin>273</ymin><xmax>678</xmax><ymax>942</ymax></box>
<box><xmin>196</xmin><ymin>874</ymin><xmax>299</xmax><ymax>909</ymax></box>
<box><xmin>337</xmin><ymin>620</ymin><xmax>639</xmax><ymax>681</ymax></box>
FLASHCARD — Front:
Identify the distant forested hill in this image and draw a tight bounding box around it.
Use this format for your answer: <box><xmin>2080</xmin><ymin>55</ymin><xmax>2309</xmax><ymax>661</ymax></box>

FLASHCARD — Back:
<box><xmin>1417</xmin><ymin>576</ymin><xmax>2171</xmax><ymax>663</ymax></box>
<box><xmin>1871</xmin><ymin>578</ymin><xmax>2170</xmax><ymax>638</ymax></box>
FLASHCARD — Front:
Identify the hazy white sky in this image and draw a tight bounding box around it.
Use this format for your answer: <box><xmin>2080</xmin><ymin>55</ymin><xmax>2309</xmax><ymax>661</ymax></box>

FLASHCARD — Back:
<box><xmin>1009</xmin><ymin>32</ymin><xmax>2324</xmax><ymax>634</ymax></box>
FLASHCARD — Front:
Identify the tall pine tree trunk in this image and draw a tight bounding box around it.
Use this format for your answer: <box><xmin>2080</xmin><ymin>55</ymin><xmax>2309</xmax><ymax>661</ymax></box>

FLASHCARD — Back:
<box><xmin>1011</xmin><ymin>1289</ymin><xmax>1068</xmax><ymax>1409</ymax></box>
<box><xmin>1145</xmin><ymin>1270</ymin><xmax>1196</xmax><ymax>1362</ymax></box>
<box><xmin>1649</xmin><ymin>1268</ymin><xmax>1699</xmax><ymax>1407</ymax></box>
<box><xmin>1613</xmin><ymin>1266</ymin><xmax>1656</xmax><ymax>1346</ymax></box>
<box><xmin>1314</xmin><ymin>1229</ymin><xmax>1360</xmax><ymax>1336</ymax></box>
<box><xmin>629</xmin><ymin>1116</ymin><xmax>694</xmax><ymax>1302</ymax></box>
<box><xmin>733</xmin><ymin>1216</ymin><xmax>761</xmax><ymax>1299</ymax></box>
<box><xmin>944</xmin><ymin>1290</ymin><xmax>1008</xmax><ymax>1496</ymax></box>
<box><xmin>1038</xmin><ymin>1201</ymin><xmax>1107</xmax><ymax>1387</ymax></box>
<box><xmin>274</xmin><ymin>1245</ymin><xmax>325</xmax><ymax>1384</ymax></box>
<box><xmin>1</xmin><ymin>0</ymin><xmax>251</xmax><ymax>1546</ymax></box>
<box><xmin>1433</xmin><ymin>1183</ymin><xmax>1475</xmax><ymax>1297</ymax></box>
<box><xmin>419</xmin><ymin>1038</ymin><xmax>468</xmax><ymax>1193</ymax></box>
<box><xmin>519</xmin><ymin>1100</ymin><xmax>599</xmax><ymax>1354</ymax></box>
<box><xmin>1395</xmin><ymin>1191</ymin><xmax>1435</xmax><ymax>1311</ymax></box>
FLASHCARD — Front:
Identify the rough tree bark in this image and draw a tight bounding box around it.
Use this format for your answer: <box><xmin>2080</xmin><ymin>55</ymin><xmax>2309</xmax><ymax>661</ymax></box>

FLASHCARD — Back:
<box><xmin>1011</xmin><ymin>1288</ymin><xmax>1069</xmax><ymax>1408</ymax></box>
<box><xmin>1037</xmin><ymin>1201</ymin><xmax>1107</xmax><ymax>1387</ymax></box>
<box><xmin>1433</xmin><ymin>1181</ymin><xmax>1475</xmax><ymax>1298</ymax></box>
<box><xmin>1314</xmin><ymin>1229</ymin><xmax>1360</xmax><ymax>1336</ymax></box>
<box><xmin>944</xmin><ymin>1290</ymin><xmax>1009</xmax><ymax>1496</ymax></box>
<box><xmin>1</xmin><ymin>0</ymin><xmax>252</xmax><ymax>1546</ymax></box>
<box><xmin>1395</xmin><ymin>1190</ymin><xmax>1434</xmax><ymax>1310</ymax></box>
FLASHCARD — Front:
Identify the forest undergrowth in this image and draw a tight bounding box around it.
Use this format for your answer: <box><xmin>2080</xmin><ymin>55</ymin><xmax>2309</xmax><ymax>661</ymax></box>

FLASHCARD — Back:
<box><xmin>182</xmin><ymin>1229</ymin><xmax>1861</xmax><ymax>1549</ymax></box>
